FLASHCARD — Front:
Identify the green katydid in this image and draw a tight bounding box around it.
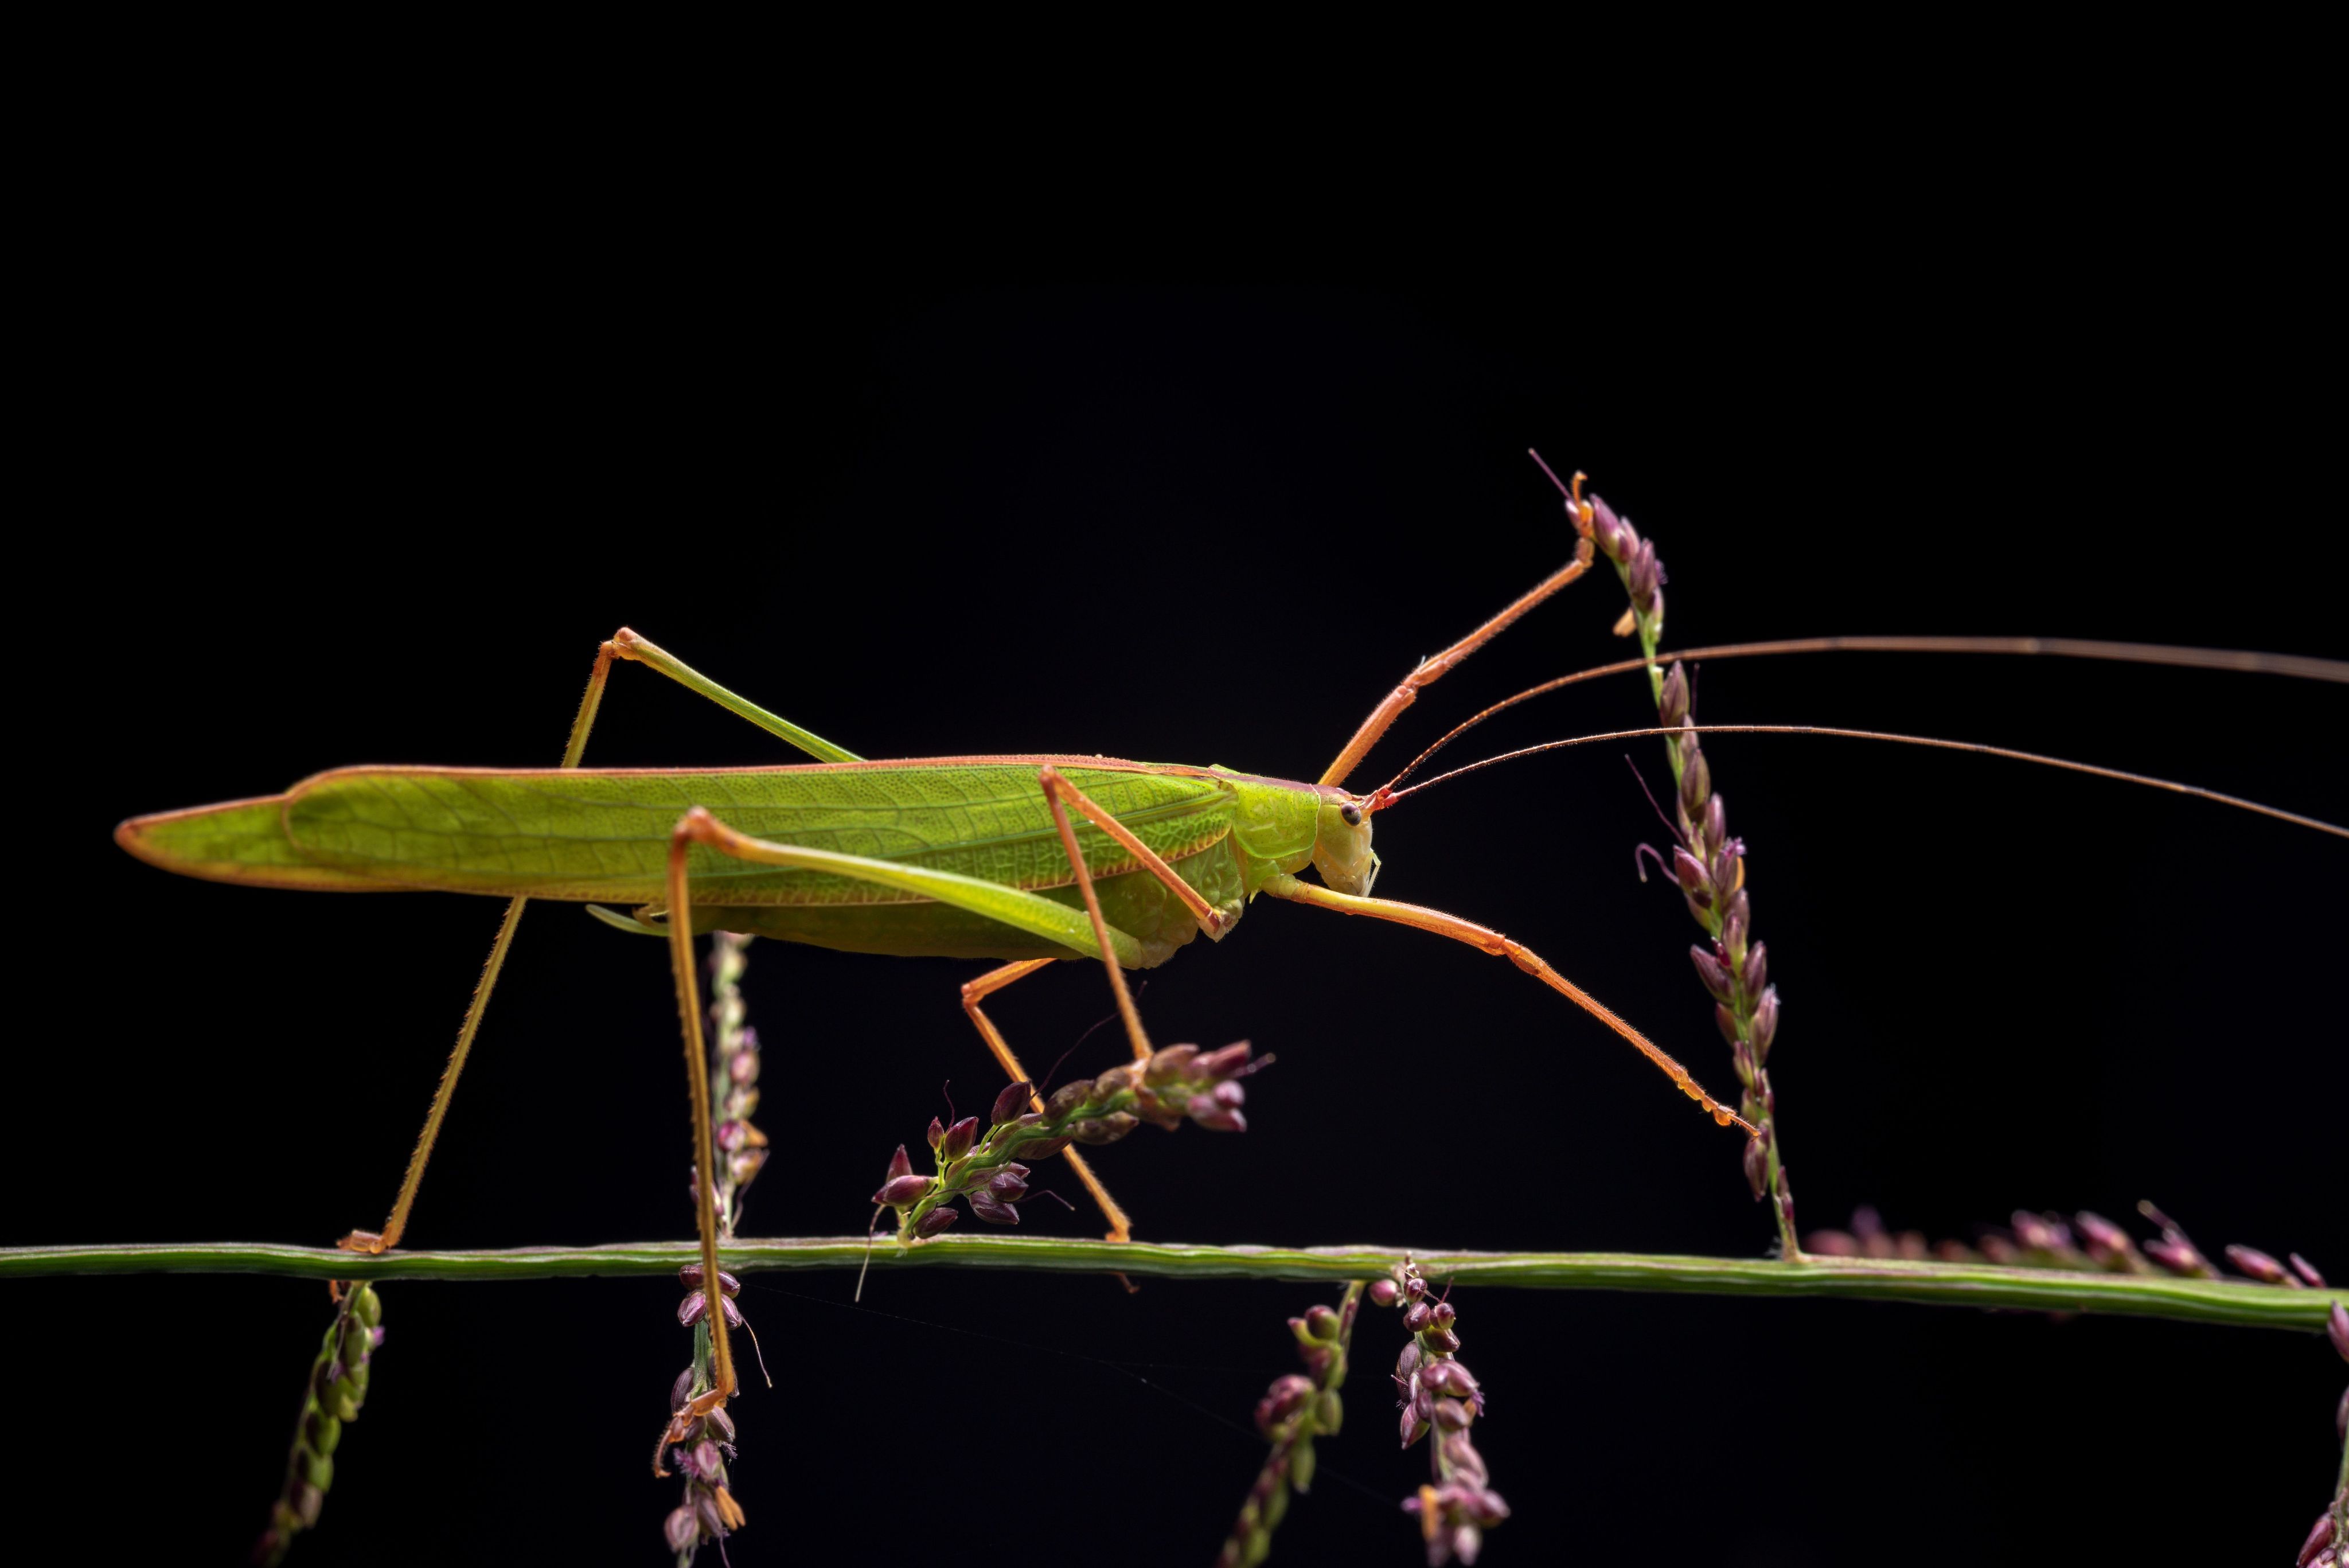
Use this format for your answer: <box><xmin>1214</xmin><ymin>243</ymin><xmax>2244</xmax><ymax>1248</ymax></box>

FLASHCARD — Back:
<box><xmin>112</xmin><ymin>469</ymin><xmax>2349</xmax><ymax>1420</ymax></box>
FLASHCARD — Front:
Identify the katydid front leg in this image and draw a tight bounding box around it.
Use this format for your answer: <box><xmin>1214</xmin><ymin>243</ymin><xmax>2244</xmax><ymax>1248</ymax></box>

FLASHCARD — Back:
<box><xmin>1035</xmin><ymin>762</ymin><xmax>1224</xmax><ymax>1063</ymax></box>
<box><xmin>1023</xmin><ymin>762</ymin><xmax>1250</xmax><ymax>1236</ymax></box>
<box><xmin>1262</xmin><ymin>872</ymin><xmax>1756</xmax><ymax>1136</ymax></box>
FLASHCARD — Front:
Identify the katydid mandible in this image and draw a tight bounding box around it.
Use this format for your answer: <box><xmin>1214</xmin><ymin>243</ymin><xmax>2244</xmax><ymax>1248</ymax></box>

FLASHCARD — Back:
<box><xmin>112</xmin><ymin>468</ymin><xmax>2349</xmax><ymax>1418</ymax></box>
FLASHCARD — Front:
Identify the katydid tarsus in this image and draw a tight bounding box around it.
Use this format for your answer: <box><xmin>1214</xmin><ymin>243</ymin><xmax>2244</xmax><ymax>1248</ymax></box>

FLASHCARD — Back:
<box><xmin>111</xmin><ymin>469</ymin><xmax>2349</xmax><ymax>1422</ymax></box>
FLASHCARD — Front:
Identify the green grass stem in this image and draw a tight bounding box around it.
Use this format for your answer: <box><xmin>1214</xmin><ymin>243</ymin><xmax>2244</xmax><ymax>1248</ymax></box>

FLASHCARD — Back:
<box><xmin>6</xmin><ymin>1238</ymin><xmax>2336</xmax><ymax>1333</ymax></box>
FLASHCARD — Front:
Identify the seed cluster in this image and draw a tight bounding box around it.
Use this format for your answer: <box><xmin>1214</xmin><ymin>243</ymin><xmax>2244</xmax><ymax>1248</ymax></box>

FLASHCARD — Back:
<box><xmin>701</xmin><ymin>932</ymin><xmax>767</xmax><ymax>1237</ymax></box>
<box><xmin>1656</xmin><ymin>653</ymin><xmax>1788</xmax><ymax>1222</ymax></box>
<box><xmin>253</xmin><ymin>1284</ymin><xmax>383</xmax><ymax>1566</ymax></box>
<box><xmin>1578</xmin><ymin>477</ymin><xmax>1797</xmax><ymax>1251</ymax></box>
<box><xmin>659</xmin><ymin>931</ymin><xmax>765</xmax><ymax>1564</ymax></box>
<box><xmin>1812</xmin><ymin>1198</ymin><xmax>2349</xmax><ymax>1558</ymax></box>
<box><xmin>2303</xmin><ymin>1300</ymin><xmax>2349</xmax><ymax>1568</ymax></box>
<box><xmin>1809</xmin><ymin>1202</ymin><xmax>2330</xmax><ymax>1286</ymax></box>
<box><xmin>1374</xmin><ymin>1259</ymin><xmax>1508</xmax><ymax>1566</ymax></box>
<box><xmin>1218</xmin><ymin>1284</ymin><xmax>1361</xmax><ymax>1568</ymax></box>
<box><xmin>871</xmin><ymin>1042</ymin><xmax>1269</xmax><ymax>1242</ymax></box>
<box><xmin>660</xmin><ymin>1264</ymin><xmax>751</xmax><ymax>1564</ymax></box>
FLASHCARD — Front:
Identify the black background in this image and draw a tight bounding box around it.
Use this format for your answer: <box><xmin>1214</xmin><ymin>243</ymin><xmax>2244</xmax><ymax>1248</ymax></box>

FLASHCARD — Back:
<box><xmin>7</xmin><ymin>200</ymin><xmax>2344</xmax><ymax>1563</ymax></box>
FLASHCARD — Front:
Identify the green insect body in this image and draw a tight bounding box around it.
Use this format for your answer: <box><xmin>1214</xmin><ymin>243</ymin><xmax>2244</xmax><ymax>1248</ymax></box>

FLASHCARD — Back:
<box><xmin>118</xmin><ymin>755</ymin><xmax>1372</xmax><ymax>968</ymax></box>
<box><xmin>114</xmin><ymin>541</ymin><xmax>1763</xmax><ymax>1355</ymax></box>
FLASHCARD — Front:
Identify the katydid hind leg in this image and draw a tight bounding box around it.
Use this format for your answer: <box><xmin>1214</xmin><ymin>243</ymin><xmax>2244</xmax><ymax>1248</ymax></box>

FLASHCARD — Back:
<box><xmin>605</xmin><ymin>627</ymin><xmax>863</xmax><ymax>763</ymax></box>
<box><xmin>346</xmin><ymin>618</ymin><xmax>864</xmax><ymax>1254</ymax></box>
<box><xmin>660</xmin><ymin>815</ymin><xmax>744</xmax><ymax>1407</ymax></box>
<box><xmin>345</xmin><ymin>639</ymin><xmax>621</xmax><ymax>1254</ymax></box>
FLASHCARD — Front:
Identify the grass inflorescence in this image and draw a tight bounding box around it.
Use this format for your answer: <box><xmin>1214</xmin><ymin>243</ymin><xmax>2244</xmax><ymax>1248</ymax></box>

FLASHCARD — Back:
<box><xmin>252</xmin><ymin>1284</ymin><xmax>382</xmax><ymax>1566</ymax></box>
<box><xmin>653</xmin><ymin>930</ymin><xmax>768</xmax><ymax>1563</ymax></box>
<box><xmin>869</xmin><ymin>1042</ymin><xmax>1270</xmax><ymax>1246</ymax></box>
<box><xmin>1813</xmin><ymin>1201</ymin><xmax>2349</xmax><ymax>1562</ymax></box>
<box><xmin>1539</xmin><ymin>458</ymin><xmax>1800</xmax><ymax>1253</ymax></box>
<box><xmin>1218</xmin><ymin>1283</ymin><xmax>1363</xmax><ymax>1567</ymax></box>
<box><xmin>1376</xmin><ymin>1258</ymin><xmax>1507</xmax><ymax>1566</ymax></box>
<box><xmin>703</xmin><ymin>933</ymin><xmax>766</xmax><ymax>1240</ymax></box>
<box><xmin>1808</xmin><ymin>1202</ymin><xmax>2328</xmax><ymax>1288</ymax></box>
<box><xmin>2304</xmin><ymin>1301</ymin><xmax>2349</xmax><ymax>1568</ymax></box>
<box><xmin>657</xmin><ymin>1263</ymin><xmax>758</xmax><ymax>1562</ymax></box>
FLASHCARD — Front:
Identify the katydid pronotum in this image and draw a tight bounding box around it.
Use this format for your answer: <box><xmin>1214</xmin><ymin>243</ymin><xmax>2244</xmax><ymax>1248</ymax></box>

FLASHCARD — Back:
<box><xmin>112</xmin><ymin>469</ymin><xmax>2349</xmax><ymax>1427</ymax></box>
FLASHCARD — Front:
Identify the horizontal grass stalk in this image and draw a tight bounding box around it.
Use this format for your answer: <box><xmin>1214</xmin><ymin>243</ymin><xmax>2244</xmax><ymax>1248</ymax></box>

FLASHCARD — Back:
<box><xmin>10</xmin><ymin>1239</ymin><xmax>2338</xmax><ymax>1333</ymax></box>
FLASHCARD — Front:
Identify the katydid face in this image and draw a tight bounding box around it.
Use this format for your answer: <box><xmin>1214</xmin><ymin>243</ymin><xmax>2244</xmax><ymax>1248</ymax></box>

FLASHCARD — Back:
<box><xmin>1311</xmin><ymin>795</ymin><xmax>1378</xmax><ymax>897</ymax></box>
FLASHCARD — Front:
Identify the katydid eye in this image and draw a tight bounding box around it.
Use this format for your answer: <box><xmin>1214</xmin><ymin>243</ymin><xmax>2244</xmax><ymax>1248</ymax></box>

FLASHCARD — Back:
<box><xmin>1341</xmin><ymin>805</ymin><xmax>1363</xmax><ymax>826</ymax></box>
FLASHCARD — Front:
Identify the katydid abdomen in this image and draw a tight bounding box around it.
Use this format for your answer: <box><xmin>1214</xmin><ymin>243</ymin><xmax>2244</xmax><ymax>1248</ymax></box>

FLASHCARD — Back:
<box><xmin>118</xmin><ymin>755</ymin><xmax>1291</xmax><ymax>965</ymax></box>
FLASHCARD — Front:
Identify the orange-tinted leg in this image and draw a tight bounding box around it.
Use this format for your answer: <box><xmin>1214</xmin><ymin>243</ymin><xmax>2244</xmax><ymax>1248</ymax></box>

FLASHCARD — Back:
<box><xmin>1037</xmin><ymin>763</ymin><xmax>1208</xmax><ymax>1063</ymax></box>
<box><xmin>340</xmin><ymin>641</ymin><xmax>619</xmax><ymax>1255</ymax></box>
<box><xmin>660</xmin><ymin>786</ymin><xmax>1183</xmax><ymax>1246</ymax></box>
<box><xmin>659</xmin><ymin>818</ymin><xmax>745</xmax><ymax>1406</ymax></box>
<box><xmin>343</xmin><ymin>626</ymin><xmax>856</xmax><ymax>1257</ymax></box>
<box><xmin>959</xmin><ymin>959</ymin><xmax>1134</xmax><ymax>1242</ymax></box>
<box><xmin>1319</xmin><ymin>469</ymin><xmax>1599</xmax><ymax>789</ymax></box>
<box><xmin>1036</xmin><ymin>768</ymin><xmax>1230</xmax><ymax>939</ymax></box>
<box><xmin>1009</xmin><ymin>760</ymin><xmax>1252</xmax><ymax>1240</ymax></box>
<box><xmin>1262</xmin><ymin>871</ymin><xmax>1755</xmax><ymax>1137</ymax></box>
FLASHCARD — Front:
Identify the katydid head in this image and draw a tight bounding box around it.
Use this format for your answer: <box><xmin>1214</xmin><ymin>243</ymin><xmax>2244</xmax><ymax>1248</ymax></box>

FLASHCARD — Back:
<box><xmin>1312</xmin><ymin>794</ymin><xmax>1380</xmax><ymax>896</ymax></box>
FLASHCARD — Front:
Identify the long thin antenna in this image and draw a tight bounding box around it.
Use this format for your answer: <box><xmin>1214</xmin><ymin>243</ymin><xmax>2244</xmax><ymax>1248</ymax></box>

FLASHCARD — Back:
<box><xmin>1372</xmin><ymin>723</ymin><xmax>2346</xmax><ymax>840</ymax></box>
<box><xmin>1378</xmin><ymin>636</ymin><xmax>2349</xmax><ymax>795</ymax></box>
<box><xmin>1527</xmin><ymin>447</ymin><xmax>1575</xmax><ymax>497</ymax></box>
